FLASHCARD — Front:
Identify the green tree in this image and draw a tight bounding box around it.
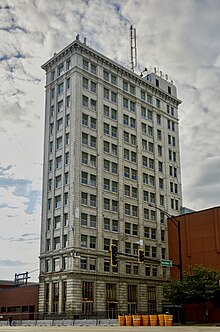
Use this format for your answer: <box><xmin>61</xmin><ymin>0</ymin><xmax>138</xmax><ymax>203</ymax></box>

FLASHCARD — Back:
<box><xmin>163</xmin><ymin>266</ymin><xmax>220</xmax><ymax>321</ymax></box>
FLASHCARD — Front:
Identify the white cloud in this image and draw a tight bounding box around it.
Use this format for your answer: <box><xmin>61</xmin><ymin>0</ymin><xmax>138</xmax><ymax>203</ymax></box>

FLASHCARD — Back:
<box><xmin>1</xmin><ymin>0</ymin><xmax>220</xmax><ymax>279</ymax></box>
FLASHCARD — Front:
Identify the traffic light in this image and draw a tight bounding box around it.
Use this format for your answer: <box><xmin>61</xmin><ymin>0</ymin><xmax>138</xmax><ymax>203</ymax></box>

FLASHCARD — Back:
<box><xmin>110</xmin><ymin>244</ymin><xmax>118</xmax><ymax>266</ymax></box>
<box><xmin>138</xmin><ymin>249</ymin><xmax>145</xmax><ymax>263</ymax></box>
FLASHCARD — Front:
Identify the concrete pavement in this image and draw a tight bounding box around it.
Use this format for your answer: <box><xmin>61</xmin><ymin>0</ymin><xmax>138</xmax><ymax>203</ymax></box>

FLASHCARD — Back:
<box><xmin>0</xmin><ymin>326</ymin><xmax>220</xmax><ymax>331</ymax></box>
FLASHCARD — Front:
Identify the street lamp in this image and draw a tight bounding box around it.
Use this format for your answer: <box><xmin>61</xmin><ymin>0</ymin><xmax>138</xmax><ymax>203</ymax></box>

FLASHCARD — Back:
<box><xmin>148</xmin><ymin>204</ymin><xmax>183</xmax><ymax>281</ymax></box>
<box><xmin>149</xmin><ymin>204</ymin><xmax>185</xmax><ymax>324</ymax></box>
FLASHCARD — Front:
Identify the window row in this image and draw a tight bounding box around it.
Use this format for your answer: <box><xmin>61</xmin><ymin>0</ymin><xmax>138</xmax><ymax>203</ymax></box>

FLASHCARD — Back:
<box><xmin>82</xmin><ymin>114</ymin><xmax>97</xmax><ymax>129</ymax></box>
<box><xmin>168</xmin><ymin>134</ymin><xmax>176</xmax><ymax>146</ymax></box>
<box><xmin>81</xmin><ymin>172</ymin><xmax>97</xmax><ymax>187</ymax></box>
<box><xmin>50</xmin><ymin>96</ymin><xmax>70</xmax><ymax>116</ymax></box>
<box><xmin>82</xmin><ymin>152</ymin><xmax>97</xmax><ymax>167</ymax></box>
<box><xmin>80</xmin><ymin>257</ymin><xmax>97</xmax><ymax>271</ymax></box>
<box><xmin>81</xmin><ymin>234</ymin><xmax>97</xmax><ymax>249</ymax></box>
<box><xmin>81</xmin><ymin>213</ymin><xmax>97</xmax><ymax>228</ymax></box>
<box><xmin>46</xmin><ymin>255</ymin><xmax>69</xmax><ymax>272</ymax></box>
<box><xmin>103</xmin><ymin>141</ymin><xmax>118</xmax><ymax>155</ymax></box>
<box><xmin>51</xmin><ymin>79</ymin><xmax>70</xmax><ymax>99</ymax></box>
<box><xmin>82</xmin><ymin>95</ymin><xmax>97</xmax><ymax>111</ymax></box>
<box><xmin>123</xmin><ymin>114</ymin><xmax>136</xmax><ymax>128</ymax></box>
<box><xmin>103</xmin><ymin>70</ymin><xmax>117</xmax><ymax>85</ymax></box>
<box><xmin>49</xmin><ymin>115</ymin><xmax>70</xmax><ymax>134</ymax></box>
<box><xmin>48</xmin><ymin>152</ymin><xmax>69</xmax><ymax>172</ymax></box>
<box><xmin>104</xmin><ymin>198</ymin><xmax>118</xmax><ymax>212</ymax></box>
<box><xmin>46</xmin><ymin>235</ymin><xmax>68</xmax><ymax>251</ymax></box>
<box><xmin>167</xmin><ymin>120</ymin><xmax>175</xmax><ymax>131</ymax></box>
<box><xmin>141</xmin><ymin>107</ymin><xmax>153</xmax><ymax>121</ymax></box>
<box><xmin>123</xmin><ymin>80</ymin><xmax>136</xmax><ymax>95</ymax></box>
<box><xmin>49</xmin><ymin>134</ymin><xmax>69</xmax><ymax>153</ymax></box>
<box><xmin>123</xmin><ymin>97</ymin><xmax>136</xmax><ymax>112</ymax></box>
<box><xmin>48</xmin><ymin>172</ymin><xmax>69</xmax><ymax>190</ymax></box>
<box><xmin>142</xmin><ymin>139</ymin><xmax>154</xmax><ymax>153</ymax></box>
<box><xmin>142</xmin><ymin>156</ymin><xmax>154</xmax><ymax>169</ymax></box>
<box><xmin>47</xmin><ymin>213</ymin><xmax>68</xmax><ymax>231</ymax></box>
<box><xmin>124</xmin><ymin>149</ymin><xmax>136</xmax><ymax>162</ymax></box>
<box><xmin>103</xmin><ymin>159</ymin><xmax>118</xmax><ymax>174</ymax></box>
<box><xmin>104</xmin><ymin>123</ymin><xmax>117</xmax><ymax>138</ymax></box>
<box><xmin>168</xmin><ymin>150</ymin><xmax>177</xmax><ymax>162</ymax></box>
<box><xmin>103</xmin><ymin>178</ymin><xmax>118</xmax><ymax>193</ymax></box>
<box><xmin>124</xmin><ymin>167</ymin><xmax>137</xmax><ymax>180</ymax></box>
<box><xmin>103</xmin><ymin>87</ymin><xmax>117</xmax><ymax>103</ymax></box>
<box><xmin>81</xmin><ymin>192</ymin><xmax>97</xmax><ymax>207</ymax></box>
<box><xmin>124</xmin><ymin>185</ymin><xmax>138</xmax><ymax>199</ymax></box>
<box><xmin>124</xmin><ymin>131</ymin><xmax>136</xmax><ymax>145</ymax></box>
<box><xmin>48</xmin><ymin>193</ymin><xmax>69</xmax><ymax>210</ymax></box>
<box><xmin>83</xmin><ymin>77</ymin><xmax>97</xmax><ymax>93</ymax></box>
<box><xmin>82</xmin><ymin>132</ymin><xmax>97</xmax><ymax>148</ymax></box>
<box><xmin>83</xmin><ymin>59</ymin><xmax>97</xmax><ymax>75</ymax></box>
<box><xmin>104</xmin><ymin>105</ymin><xmax>117</xmax><ymax>120</ymax></box>
<box><xmin>142</xmin><ymin>123</ymin><xmax>153</xmax><ymax>136</ymax></box>
<box><xmin>125</xmin><ymin>223</ymin><xmax>138</xmax><ymax>236</ymax></box>
<box><xmin>50</xmin><ymin>58</ymin><xmax>71</xmax><ymax>81</ymax></box>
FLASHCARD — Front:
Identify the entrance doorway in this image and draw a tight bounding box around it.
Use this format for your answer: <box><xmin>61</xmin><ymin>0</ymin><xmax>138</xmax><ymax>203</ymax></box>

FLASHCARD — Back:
<box><xmin>106</xmin><ymin>302</ymin><xmax>118</xmax><ymax>319</ymax></box>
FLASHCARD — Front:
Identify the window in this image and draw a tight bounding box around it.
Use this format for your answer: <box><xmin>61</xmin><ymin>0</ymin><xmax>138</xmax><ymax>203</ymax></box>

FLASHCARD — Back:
<box><xmin>157</xmin><ymin>114</ymin><xmax>161</xmax><ymax>124</ymax></box>
<box><xmin>83</xmin><ymin>59</ymin><xmax>89</xmax><ymax>71</ymax></box>
<box><xmin>104</xmin><ymin>105</ymin><xmax>109</xmax><ymax>117</ymax></box>
<box><xmin>55</xmin><ymin>175</ymin><xmax>62</xmax><ymax>188</ymax></box>
<box><xmin>55</xmin><ymin>195</ymin><xmax>61</xmax><ymax>209</ymax></box>
<box><xmin>91</xmin><ymin>99</ymin><xmax>97</xmax><ymax>111</ymax></box>
<box><xmin>104</xmin><ymin>88</ymin><xmax>109</xmax><ymax>100</ymax></box>
<box><xmin>56</xmin><ymin>156</ymin><xmax>62</xmax><ymax>168</ymax></box>
<box><xmin>82</xmin><ymin>95</ymin><xmax>89</xmax><ymax>107</ymax></box>
<box><xmin>57</xmin><ymin>100</ymin><xmax>64</xmax><ymax>113</ymax></box>
<box><xmin>90</xmin><ymin>258</ymin><xmax>96</xmax><ymax>271</ymax></box>
<box><xmin>151</xmin><ymin>228</ymin><xmax>156</xmax><ymax>240</ymax></box>
<box><xmin>90</xmin><ymin>215</ymin><xmax>96</xmax><ymax>228</ymax></box>
<box><xmin>57</xmin><ymin>118</ymin><xmax>63</xmax><ymax>131</ymax></box>
<box><xmin>58</xmin><ymin>82</ymin><xmax>64</xmax><ymax>94</ymax></box>
<box><xmin>81</xmin><ymin>213</ymin><xmax>87</xmax><ymax>226</ymax></box>
<box><xmin>112</xmin><ymin>220</ymin><xmax>118</xmax><ymax>232</ymax></box>
<box><xmin>144</xmin><ymin>227</ymin><xmax>150</xmax><ymax>238</ymax></box>
<box><xmin>130</xmin><ymin>101</ymin><xmax>135</xmax><ymax>112</ymax></box>
<box><xmin>156</xmin><ymin>99</ymin><xmax>160</xmax><ymax>108</ymax></box>
<box><xmin>56</xmin><ymin>137</ymin><xmax>62</xmax><ymax>150</ymax></box>
<box><xmin>132</xmin><ymin>223</ymin><xmax>138</xmax><ymax>235</ymax></box>
<box><xmin>104</xmin><ymin>260</ymin><xmax>110</xmax><ymax>272</ymax></box>
<box><xmin>126</xmin><ymin>263</ymin><xmax>131</xmax><ymax>274</ymax></box>
<box><xmin>131</xmin><ymin>134</ymin><xmax>136</xmax><ymax>145</ymax></box>
<box><xmin>54</xmin><ymin>237</ymin><xmax>60</xmax><ymax>250</ymax></box>
<box><xmin>104</xmin><ymin>198</ymin><xmax>110</xmax><ymax>210</ymax></box>
<box><xmin>103</xmin><ymin>70</ymin><xmax>109</xmax><ymax>81</ymax></box>
<box><xmin>157</xmin><ymin>129</ymin><xmax>162</xmax><ymax>140</ymax></box>
<box><xmin>124</xmin><ymin>149</ymin><xmax>129</xmax><ymax>160</ymax></box>
<box><xmin>123</xmin><ymin>97</ymin><xmax>128</xmax><ymax>109</ymax></box>
<box><xmin>125</xmin><ymin>242</ymin><xmax>131</xmax><ymax>254</ymax></box>
<box><xmin>54</xmin><ymin>216</ymin><xmax>61</xmax><ymax>229</ymax></box>
<box><xmin>65</xmin><ymin>152</ymin><xmax>69</xmax><ymax>165</ymax></box>
<box><xmin>104</xmin><ymin>141</ymin><xmax>110</xmax><ymax>153</ymax></box>
<box><xmin>123</xmin><ymin>81</ymin><xmax>128</xmax><ymax>91</ymax></box>
<box><xmin>90</xmin><ymin>195</ymin><xmax>96</xmax><ymax>207</ymax></box>
<box><xmin>64</xmin><ymin>192</ymin><xmax>68</xmax><ymax>205</ymax></box>
<box><xmin>66</xmin><ymin>77</ymin><xmax>70</xmax><ymax>89</ymax></box>
<box><xmin>81</xmin><ymin>192</ymin><xmax>88</xmax><ymax>205</ymax></box>
<box><xmin>91</xmin><ymin>81</ymin><xmax>96</xmax><ymax>93</ymax></box>
<box><xmin>53</xmin><ymin>258</ymin><xmax>60</xmax><ymax>272</ymax></box>
<box><xmin>83</xmin><ymin>77</ymin><xmax>89</xmax><ymax>89</ymax></box>
<box><xmin>104</xmin><ymin>123</ymin><xmax>110</xmax><ymax>135</ymax></box>
<box><xmin>104</xmin><ymin>178</ymin><xmax>110</xmax><ymax>191</ymax></box>
<box><xmin>141</xmin><ymin>90</ymin><xmax>145</xmax><ymax>100</ymax></box>
<box><xmin>123</xmin><ymin>114</ymin><xmax>129</xmax><ymax>125</ymax></box>
<box><xmin>112</xmin><ymin>162</ymin><xmax>117</xmax><ymax>174</ymax></box>
<box><xmin>132</xmin><ymin>206</ymin><xmax>138</xmax><ymax>217</ymax></box>
<box><xmin>90</xmin><ymin>236</ymin><xmax>96</xmax><ymax>249</ymax></box>
<box><xmin>90</xmin><ymin>136</ymin><xmax>96</xmax><ymax>148</ymax></box>
<box><xmin>81</xmin><ymin>171</ymin><xmax>88</xmax><ymax>185</ymax></box>
<box><xmin>111</xmin><ymin>126</ymin><xmax>117</xmax><ymax>138</ymax></box>
<box><xmin>90</xmin><ymin>174</ymin><xmax>96</xmax><ymax>187</ymax></box>
<box><xmin>111</xmin><ymin>91</ymin><xmax>117</xmax><ymax>103</ymax></box>
<box><xmin>104</xmin><ymin>238</ymin><xmax>110</xmax><ymax>251</ymax></box>
<box><xmin>130</xmin><ymin>117</ymin><xmax>136</xmax><ymax>128</ymax></box>
<box><xmin>112</xmin><ymin>200</ymin><xmax>118</xmax><ymax>212</ymax></box>
<box><xmin>159</xmin><ymin>178</ymin><xmax>164</xmax><ymax>189</ymax></box>
<box><xmin>125</xmin><ymin>204</ymin><xmax>130</xmax><ymax>215</ymax></box>
<box><xmin>109</xmin><ymin>73</ymin><xmax>117</xmax><ymax>85</ymax></box>
<box><xmin>104</xmin><ymin>218</ymin><xmax>110</xmax><ymax>231</ymax></box>
<box><xmin>147</xmin><ymin>94</ymin><xmax>152</xmax><ymax>104</ymax></box>
<box><xmin>130</xmin><ymin>85</ymin><xmax>135</xmax><ymax>95</ymax></box>
<box><xmin>58</xmin><ymin>64</ymin><xmax>64</xmax><ymax>76</ymax></box>
<box><xmin>81</xmin><ymin>257</ymin><xmax>87</xmax><ymax>270</ymax></box>
<box><xmin>112</xmin><ymin>181</ymin><xmax>118</xmax><ymax>193</ymax></box>
<box><xmin>111</xmin><ymin>144</ymin><xmax>117</xmax><ymax>155</ymax></box>
<box><xmin>91</xmin><ymin>63</ymin><xmax>96</xmax><ymax>75</ymax></box>
<box><xmin>81</xmin><ymin>234</ymin><xmax>87</xmax><ymax>248</ymax></box>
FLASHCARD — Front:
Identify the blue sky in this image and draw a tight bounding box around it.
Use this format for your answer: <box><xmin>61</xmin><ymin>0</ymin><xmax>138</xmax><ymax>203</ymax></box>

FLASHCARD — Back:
<box><xmin>1</xmin><ymin>0</ymin><xmax>220</xmax><ymax>281</ymax></box>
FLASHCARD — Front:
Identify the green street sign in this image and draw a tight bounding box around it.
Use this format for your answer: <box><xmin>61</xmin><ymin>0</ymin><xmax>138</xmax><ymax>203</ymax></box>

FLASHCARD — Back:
<box><xmin>160</xmin><ymin>259</ymin><xmax>173</xmax><ymax>267</ymax></box>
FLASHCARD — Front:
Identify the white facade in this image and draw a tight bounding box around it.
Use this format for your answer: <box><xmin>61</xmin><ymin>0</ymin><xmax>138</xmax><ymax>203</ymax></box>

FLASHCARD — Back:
<box><xmin>39</xmin><ymin>36</ymin><xmax>182</xmax><ymax>318</ymax></box>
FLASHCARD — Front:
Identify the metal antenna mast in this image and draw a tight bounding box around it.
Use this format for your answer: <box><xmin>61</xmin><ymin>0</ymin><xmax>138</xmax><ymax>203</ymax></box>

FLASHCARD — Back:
<box><xmin>130</xmin><ymin>25</ymin><xmax>137</xmax><ymax>72</ymax></box>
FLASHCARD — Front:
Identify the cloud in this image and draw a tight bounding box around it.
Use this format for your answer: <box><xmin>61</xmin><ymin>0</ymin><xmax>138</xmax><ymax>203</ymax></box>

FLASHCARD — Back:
<box><xmin>0</xmin><ymin>259</ymin><xmax>27</xmax><ymax>267</ymax></box>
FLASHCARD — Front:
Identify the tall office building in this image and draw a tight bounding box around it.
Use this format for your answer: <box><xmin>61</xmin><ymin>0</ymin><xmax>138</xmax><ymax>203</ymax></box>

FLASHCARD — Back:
<box><xmin>39</xmin><ymin>35</ymin><xmax>182</xmax><ymax>318</ymax></box>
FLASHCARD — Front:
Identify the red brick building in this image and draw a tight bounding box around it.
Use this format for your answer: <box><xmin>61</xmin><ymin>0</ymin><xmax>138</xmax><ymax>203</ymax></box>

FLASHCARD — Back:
<box><xmin>0</xmin><ymin>281</ymin><xmax>39</xmax><ymax>321</ymax></box>
<box><xmin>168</xmin><ymin>206</ymin><xmax>220</xmax><ymax>322</ymax></box>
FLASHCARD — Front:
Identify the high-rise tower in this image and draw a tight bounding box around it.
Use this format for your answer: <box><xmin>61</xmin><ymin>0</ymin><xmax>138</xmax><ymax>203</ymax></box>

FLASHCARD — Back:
<box><xmin>39</xmin><ymin>36</ymin><xmax>182</xmax><ymax>318</ymax></box>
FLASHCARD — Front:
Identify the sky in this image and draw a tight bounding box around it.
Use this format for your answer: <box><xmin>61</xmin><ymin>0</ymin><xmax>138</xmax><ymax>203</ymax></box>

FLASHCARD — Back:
<box><xmin>0</xmin><ymin>0</ymin><xmax>220</xmax><ymax>281</ymax></box>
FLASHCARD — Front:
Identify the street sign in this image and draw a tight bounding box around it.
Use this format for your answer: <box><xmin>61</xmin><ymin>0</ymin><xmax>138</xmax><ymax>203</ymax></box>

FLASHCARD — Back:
<box><xmin>160</xmin><ymin>259</ymin><xmax>173</xmax><ymax>267</ymax></box>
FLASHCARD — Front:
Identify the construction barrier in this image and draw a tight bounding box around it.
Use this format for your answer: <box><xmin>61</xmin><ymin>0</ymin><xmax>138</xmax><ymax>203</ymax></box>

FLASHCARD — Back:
<box><xmin>141</xmin><ymin>314</ymin><xmax>149</xmax><ymax>326</ymax></box>
<box><xmin>164</xmin><ymin>314</ymin><xmax>173</xmax><ymax>326</ymax></box>
<box><xmin>132</xmin><ymin>315</ymin><xmax>141</xmax><ymax>326</ymax></box>
<box><xmin>118</xmin><ymin>315</ymin><xmax>125</xmax><ymax>326</ymax></box>
<box><xmin>149</xmin><ymin>314</ymin><xmax>158</xmax><ymax>326</ymax></box>
<box><xmin>125</xmin><ymin>315</ymin><xmax>132</xmax><ymax>326</ymax></box>
<box><xmin>158</xmin><ymin>314</ymin><xmax>165</xmax><ymax>326</ymax></box>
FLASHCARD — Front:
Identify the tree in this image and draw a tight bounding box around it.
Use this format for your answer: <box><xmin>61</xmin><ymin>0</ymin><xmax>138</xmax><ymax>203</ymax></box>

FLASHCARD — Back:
<box><xmin>163</xmin><ymin>266</ymin><xmax>220</xmax><ymax>321</ymax></box>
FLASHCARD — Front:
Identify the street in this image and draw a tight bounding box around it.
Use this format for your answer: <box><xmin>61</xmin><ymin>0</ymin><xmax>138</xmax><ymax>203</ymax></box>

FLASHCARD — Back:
<box><xmin>0</xmin><ymin>326</ymin><xmax>220</xmax><ymax>332</ymax></box>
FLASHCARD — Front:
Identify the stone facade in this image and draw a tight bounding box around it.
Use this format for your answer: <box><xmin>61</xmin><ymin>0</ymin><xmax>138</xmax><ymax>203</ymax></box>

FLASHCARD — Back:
<box><xmin>39</xmin><ymin>36</ymin><xmax>182</xmax><ymax>318</ymax></box>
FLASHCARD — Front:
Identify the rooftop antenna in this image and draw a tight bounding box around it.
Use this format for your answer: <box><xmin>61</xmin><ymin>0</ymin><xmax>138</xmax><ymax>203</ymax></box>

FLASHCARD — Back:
<box><xmin>130</xmin><ymin>25</ymin><xmax>137</xmax><ymax>72</ymax></box>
